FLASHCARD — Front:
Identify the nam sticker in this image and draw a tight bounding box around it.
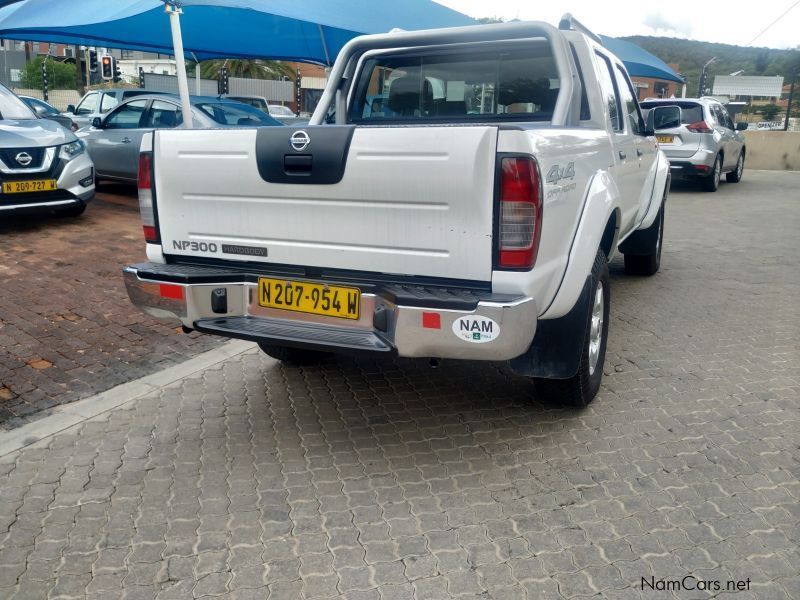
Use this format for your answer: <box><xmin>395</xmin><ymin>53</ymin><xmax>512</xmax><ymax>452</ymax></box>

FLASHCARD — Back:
<box><xmin>452</xmin><ymin>316</ymin><xmax>499</xmax><ymax>344</ymax></box>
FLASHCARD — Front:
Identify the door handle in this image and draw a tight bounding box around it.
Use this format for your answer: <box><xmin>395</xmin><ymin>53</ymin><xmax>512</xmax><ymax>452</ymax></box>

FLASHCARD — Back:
<box><xmin>636</xmin><ymin>148</ymin><xmax>643</xmax><ymax>157</ymax></box>
<box><xmin>121</xmin><ymin>137</ymin><xmax>131</xmax><ymax>144</ymax></box>
<box><xmin>618</xmin><ymin>150</ymin><xmax>627</xmax><ymax>160</ymax></box>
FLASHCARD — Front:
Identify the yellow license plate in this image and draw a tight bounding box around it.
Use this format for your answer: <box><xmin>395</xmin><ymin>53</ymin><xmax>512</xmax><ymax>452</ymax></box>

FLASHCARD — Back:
<box><xmin>656</xmin><ymin>135</ymin><xmax>674</xmax><ymax>144</ymax></box>
<box><xmin>258</xmin><ymin>278</ymin><xmax>360</xmax><ymax>320</ymax></box>
<box><xmin>2</xmin><ymin>179</ymin><xmax>57</xmax><ymax>194</ymax></box>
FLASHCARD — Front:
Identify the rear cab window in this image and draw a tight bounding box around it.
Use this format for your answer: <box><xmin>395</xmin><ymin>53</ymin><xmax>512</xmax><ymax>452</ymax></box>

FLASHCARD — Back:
<box><xmin>641</xmin><ymin>101</ymin><xmax>703</xmax><ymax>129</ymax></box>
<box><xmin>348</xmin><ymin>42</ymin><xmax>561</xmax><ymax>124</ymax></box>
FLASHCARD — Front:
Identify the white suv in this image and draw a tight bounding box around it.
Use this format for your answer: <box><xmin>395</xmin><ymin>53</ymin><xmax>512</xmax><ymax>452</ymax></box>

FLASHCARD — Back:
<box><xmin>641</xmin><ymin>98</ymin><xmax>747</xmax><ymax>192</ymax></box>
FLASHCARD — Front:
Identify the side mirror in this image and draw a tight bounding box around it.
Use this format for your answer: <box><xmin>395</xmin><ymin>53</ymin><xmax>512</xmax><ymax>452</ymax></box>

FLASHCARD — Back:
<box><xmin>32</xmin><ymin>105</ymin><xmax>48</xmax><ymax>117</ymax></box>
<box><xmin>651</xmin><ymin>105</ymin><xmax>681</xmax><ymax>131</ymax></box>
<box><xmin>91</xmin><ymin>117</ymin><xmax>103</xmax><ymax>129</ymax></box>
<box><xmin>66</xmin><ymin>104</ymin><xmax>76</xmax><ymax>114</ymax></box>
<box><xmin>735</xmin><ymin>122</ymin><xmax>748</xmax><ymax>131</ymax></box>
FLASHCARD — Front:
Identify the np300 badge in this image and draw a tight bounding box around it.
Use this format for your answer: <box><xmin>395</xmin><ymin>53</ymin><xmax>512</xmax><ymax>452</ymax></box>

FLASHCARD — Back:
<box><xmin>290</xmin><ymin>130</ymin><xmax>310</xmax><ymax>152</ymax></box>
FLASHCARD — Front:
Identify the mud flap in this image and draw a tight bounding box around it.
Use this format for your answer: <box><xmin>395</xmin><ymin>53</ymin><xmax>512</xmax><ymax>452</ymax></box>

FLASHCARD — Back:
<box><xmin>509</xmin><ymin>275</ymin><xmax>591</xmax><ymax>379</ymax></box>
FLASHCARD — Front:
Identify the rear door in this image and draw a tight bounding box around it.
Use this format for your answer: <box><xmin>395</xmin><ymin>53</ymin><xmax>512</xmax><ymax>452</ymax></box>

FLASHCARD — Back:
<box><xmin>594</xmin><ymin>51</ymin><xmax>640</xmax><ymax>235</ymax></box>
<box><xmin>89</xmin><ymin>99</ymin><xmax>148</xmax><ymax>181</ymax></box>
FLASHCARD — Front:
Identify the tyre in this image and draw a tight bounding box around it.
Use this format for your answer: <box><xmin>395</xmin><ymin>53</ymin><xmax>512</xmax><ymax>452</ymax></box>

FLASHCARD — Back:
<box><xmin>534</xmin><ymin>249</ymin><xmax>610</xmax><ymax>407</ymax></box>
<box><xmin>701</xmin><ymin>154</ymin><xmax>722</xmax><ymax>192</ymax></box>
<box><xmin>726</xmin><ymin>150</ymin><xmax>744</xmax><ymax>183</ymax></box>
<box><xmin>258</xmin><ymin>343</ymin><xmax>330</xmax><ymax>366</ymax></box>
<box><xmin>58</xmin><ymin>203</ymin><xmax>86</xmax><ymax>217</ymax></box>
<box><xmin>623</xmin><ymin>202</ymin><xmax>664</xmax><ymax>276</ymax></box>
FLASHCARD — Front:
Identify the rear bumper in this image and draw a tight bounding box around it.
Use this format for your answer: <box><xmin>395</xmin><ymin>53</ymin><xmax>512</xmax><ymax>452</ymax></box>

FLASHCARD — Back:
<box><xmin>123</xmin><ymin>262</ymin><xmax>538</xmax><ymax>361</ymax></box>
<box><xmin>665</xmin><ymin>148</ymin><xmax>717</xmax><ymax>178</ymax></box>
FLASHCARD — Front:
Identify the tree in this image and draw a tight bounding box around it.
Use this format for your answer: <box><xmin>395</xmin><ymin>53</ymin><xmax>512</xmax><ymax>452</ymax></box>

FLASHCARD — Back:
<box><xmin>199</xmin><ymin>59</ymin><xmax>294</xmax><ymax>80</ymax></box>
<box><xmin>754</xmin><ymin>50</ymin><xmax>770</xmax><ymax>74</ymax></box>
<box><xmin>759</xmin><ymin>103</ymin><xmax>781</xmax><ymax>120</ymax></box>
<box><xmin>20</xmin><ymin>56</ymin><xmax>76</xmax><ymax>89</ymax></box>
<box><xmin>477</xmin><ymin>16</ymin><xmax>505</xmax><ymax>24</ymax></box>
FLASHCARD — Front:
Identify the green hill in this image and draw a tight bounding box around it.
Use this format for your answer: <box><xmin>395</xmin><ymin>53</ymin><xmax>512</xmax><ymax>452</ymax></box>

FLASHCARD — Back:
<box><xmin>621</xmin><ymin>36</ymin><xmax>800</xmax><ymax>96</ymax></box>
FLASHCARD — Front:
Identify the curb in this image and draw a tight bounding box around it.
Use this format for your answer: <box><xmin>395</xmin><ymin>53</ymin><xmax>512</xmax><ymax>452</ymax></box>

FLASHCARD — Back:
<box><xmin>0</xmin><ymin>340</ymin><xmax>256</xmax><ymax>458</ymax></box>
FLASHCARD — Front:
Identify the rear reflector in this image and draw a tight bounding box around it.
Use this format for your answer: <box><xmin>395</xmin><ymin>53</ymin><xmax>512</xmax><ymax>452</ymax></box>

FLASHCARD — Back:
<box><xmin>138</xmin><ymin>153</ymin><xmax>159</xmax><ymax>244</ymax></box>
<box><xmin>159</xmin><ymin>283</ymin><xmax>184</xmax><ymax>300</ymax></box>
<box><xmin>422</xmin><ymin>312</ymin><xmax>441</xmax><ymax>329</ymax></box>
<box><xmin>498</xmin><ymin>157</ymin><xmax>542</xmax><ymax>269</ymax></box>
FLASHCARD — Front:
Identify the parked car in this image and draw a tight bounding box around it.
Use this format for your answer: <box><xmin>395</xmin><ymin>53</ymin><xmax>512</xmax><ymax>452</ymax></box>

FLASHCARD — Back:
<box><xmin>64</xmin><ymin>89</ymin><xmax>167</xmax><ymax>129</ymax></box>
<box><xmin>124</xmin><ymin>16</ymin><xmax>672</xmax><ymax>407</ymax></box>
<box><xmin>641</xmin><ymin>97</ymin><xmax>746</xmax><ymax>191</ymax></box>
<box><xmin>19</xmin><ymin>96</ymin><xmax>77</xmax><ymax>131</ymax></box>
<box><xmin>0</xmin><ymin>83</ymin><xmax>95</xmax><ymax>217</ymax></box>
<box><xmin>79</xmin><ymin>94</ymin><xmax>283</xmax><ymax>183</ymax></box>
<box><xmin>226</xmin><ymin>95</ymin><xmax>310</xmax><ymax>125</ymax></box>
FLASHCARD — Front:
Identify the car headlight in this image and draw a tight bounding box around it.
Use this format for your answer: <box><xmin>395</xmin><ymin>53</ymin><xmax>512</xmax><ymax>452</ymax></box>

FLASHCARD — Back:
<box><xmin>59</xmin><ymin>139</ymin><xmax>85</xmax><ymax>160</ymax></box>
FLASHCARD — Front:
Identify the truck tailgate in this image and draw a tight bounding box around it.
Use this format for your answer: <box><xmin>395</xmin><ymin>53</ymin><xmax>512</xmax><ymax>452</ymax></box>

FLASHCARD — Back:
<box><xmin>153</xmin><ymin>125</ymin><xmax>498</xmax><ymax>281</ymax></box>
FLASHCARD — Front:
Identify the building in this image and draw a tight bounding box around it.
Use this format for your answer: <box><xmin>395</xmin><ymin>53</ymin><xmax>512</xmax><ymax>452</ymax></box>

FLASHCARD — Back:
<box><xmin>712</xmin><ymin>75</ymin><xmax>783</xmax><ymax>105</ymax></box>
<box><xmin>630</xmin><ymin>64</ymin><xmax>683</xmax><ymax>101</ymax></box>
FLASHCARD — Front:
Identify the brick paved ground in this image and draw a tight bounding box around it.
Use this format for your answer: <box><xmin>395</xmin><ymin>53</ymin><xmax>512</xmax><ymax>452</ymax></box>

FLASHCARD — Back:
<box><xmin>0</xmin><ymin>171</ymin><xmax>797</xmax><ymax>599</ymax></box>
<box><xmin>0</xmin><ymin>185</ymin><xmax>222</xmax><ymax>431</ymax></box>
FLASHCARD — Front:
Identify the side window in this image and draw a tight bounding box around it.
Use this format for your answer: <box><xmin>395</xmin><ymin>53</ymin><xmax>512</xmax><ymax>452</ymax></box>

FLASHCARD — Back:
<box><xmin>594</xmin><ymin>52</ymin><xmax>622</xmax><ymax>132</ymax></box>
<box><xmin>104</xmin><ymin>99</ymin><xmax>148</xmax><ymax>129</ymax></box>
<box><xmin>615</xmin><ymin>66</ymin><xmax>645</xmax><ymax>135</ymax></box>
<box><xmin>75</xmin><ymin>93</ymin><xmax>98</xmax><ymax>115</ymax></box>
<box><xmin>144</xmin><ymin>100</ymin><xmax>183</xmax><ymax>128</ymax></box>
<box><xmin>719</xmin><ymin>106</ymin><xmax>734</xmax><ymax>129</ymax></box>
<box><xmin>100</xmin><ymin>93</ymin><xmax>119</xmax><ymax>113</ymax></box>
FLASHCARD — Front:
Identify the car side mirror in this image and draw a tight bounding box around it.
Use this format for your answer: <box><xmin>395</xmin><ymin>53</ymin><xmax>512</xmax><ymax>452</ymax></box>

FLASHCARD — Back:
<box><xmin>735</xmin><ymin>122</ymin><xmax>748</xmax><ymax>131</ymax></box>
<box><xmin>32</xmin><ymin>105</ymin><xmax>48</xmax><ymax>117</ymax></box>
<box><xmin>66</xmin><ymin>104</ymin><xmax>76</xmax><ymax>114</ymax></box>
<box><xmin>651</xmin><ymin>105</ymin><xmax>681</xmax><ymax>131</ymax></box>
<box><xmin>91</xmin><ymin>117</ymin><xmax>103</xmax><ymax>129</ymax></box>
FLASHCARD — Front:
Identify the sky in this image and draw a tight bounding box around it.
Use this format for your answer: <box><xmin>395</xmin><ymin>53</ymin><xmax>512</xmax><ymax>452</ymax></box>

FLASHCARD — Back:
<box><xmin>436</xmin><ymin>0</ymin><xmax>800</xmax><ymax>49</ymax></box>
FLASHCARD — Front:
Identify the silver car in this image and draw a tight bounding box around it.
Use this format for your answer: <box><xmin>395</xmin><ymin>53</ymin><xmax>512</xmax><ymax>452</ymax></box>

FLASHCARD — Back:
<box><xmin>19</xmin><ymin>96</ymin><xmax>78</xmax><ymax>132</ymax></box>
<box><xmin>78</xmin><ymin>94</ymin><xmax>282</xmax><ymax>183</ymax></box>
<box><xmin>641</xmin><ymin>98</ymin><xmax>747</xmax><ymax>192</ymax></box>
<box><xmin>79</xmin><ymin>94</ymin><xmax>283</xmax><ymax>183</ymax></box>
<box><xmin>0</xmin><ymin>83</ymin><xmax>95</xmax><ymax>217</ymax></box>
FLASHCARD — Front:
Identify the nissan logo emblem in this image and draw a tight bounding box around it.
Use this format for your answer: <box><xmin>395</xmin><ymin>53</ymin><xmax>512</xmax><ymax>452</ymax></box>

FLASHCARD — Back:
<box><xmin>15</xmin><ymin>152</ymin><xmax>33</xmax><ymax>166</ymax></box>
<box><xmin>290</xmin><ymin>130</ymin><xmax>310</xmax><ymax>152</ymax></box>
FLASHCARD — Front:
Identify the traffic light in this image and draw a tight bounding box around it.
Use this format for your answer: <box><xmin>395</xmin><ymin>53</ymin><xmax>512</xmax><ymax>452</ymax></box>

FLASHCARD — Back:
<box><xmin>217</xmin><ymin>67</ymin><xmax>229</xmax><ymax>95</ymax></box>
<box><xmin>113</xmin><ymin>60</ymin><xmax>122</xmax><ymax>83</ymax></box>
<box><xmin>89</xmin><ymin>49</ymin><xmax>97</xmax><ymax>72</ymax></box>
<box><xmin>101</xmin><ymin>55</ymin><xmax>114</xmax><ymax>81</ymax></box>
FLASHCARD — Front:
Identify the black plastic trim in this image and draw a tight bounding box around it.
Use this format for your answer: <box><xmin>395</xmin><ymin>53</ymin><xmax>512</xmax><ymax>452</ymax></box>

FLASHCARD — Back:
<box><xmin>255</xmin><ymin>126</ymin><xmax>355</xmax><ymax>185</ymax></box>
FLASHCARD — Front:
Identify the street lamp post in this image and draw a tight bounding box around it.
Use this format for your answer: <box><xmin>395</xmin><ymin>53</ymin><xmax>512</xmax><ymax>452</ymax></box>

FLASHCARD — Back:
<box><xmin>698</xmin><ymin>57</ymin><xmax>716</xmax><ymax>97</ymax></box>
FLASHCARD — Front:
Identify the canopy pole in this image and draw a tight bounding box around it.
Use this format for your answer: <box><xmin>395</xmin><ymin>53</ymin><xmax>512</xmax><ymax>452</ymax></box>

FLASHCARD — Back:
<box><xmin>165</xmin><ymin>2</ymin><xmax>193</xmax><ymax>128</ymax></box>
<box><xmin>317</xmin><ymin>24</ymin><xmax>331</xmax><ymax>66</ymax></box>
<box><xmin>190</xmin><ymin>52</ymin><xmax>200</xmax><ymax>94</ymax></box>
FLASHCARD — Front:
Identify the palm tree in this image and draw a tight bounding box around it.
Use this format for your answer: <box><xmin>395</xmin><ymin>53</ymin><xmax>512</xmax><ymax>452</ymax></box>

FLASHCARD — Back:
<box><xmin>199</xmin><ymin>59</ymin><xmax>294</xmax><ymax>80</ymax></box>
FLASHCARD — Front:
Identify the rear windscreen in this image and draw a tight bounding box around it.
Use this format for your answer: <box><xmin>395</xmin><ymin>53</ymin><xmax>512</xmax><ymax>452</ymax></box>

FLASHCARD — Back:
<box><xmin>641</xmin><ymin>101</ymin><xmax>703</xmax><ymax>125</ymax></box>
<box><xmin>349</xmin><ymin>44</ymin><xmax>560</xmax><ymax>123</ymax></box>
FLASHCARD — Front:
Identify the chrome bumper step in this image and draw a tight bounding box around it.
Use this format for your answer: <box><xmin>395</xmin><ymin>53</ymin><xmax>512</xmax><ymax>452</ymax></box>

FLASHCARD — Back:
<box><xmin>194</xmin><ymin>316</ymin><xmax>392</xmax><ymax>353</ymax></box>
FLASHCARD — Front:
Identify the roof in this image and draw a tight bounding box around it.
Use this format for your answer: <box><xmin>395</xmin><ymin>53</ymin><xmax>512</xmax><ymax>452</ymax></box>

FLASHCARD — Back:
<box><xmin>599</xmin><ymin>36</ymin><xmax>684</xmax><ymax>84</ymax></box>
<box><xmin>712</xmin><ymin>76</ymin><xmax>784</xmax><ymax>97</ymax></box>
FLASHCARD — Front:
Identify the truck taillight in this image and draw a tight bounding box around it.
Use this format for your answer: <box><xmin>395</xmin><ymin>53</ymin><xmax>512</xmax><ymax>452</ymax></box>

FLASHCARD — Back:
<box><xmin>137</xmin><ymin>152</ymin><xmax>159</xmax><ymax>243</ymax></box>
<box><xmin>687</xmin><ymin>121</ymin><xmax>712</xmax><ymax>133</ymax></box>
<box><xmin>498</xmin><ymin>157</ymin><xmax>542</xmax><ymax>269</ymax></box>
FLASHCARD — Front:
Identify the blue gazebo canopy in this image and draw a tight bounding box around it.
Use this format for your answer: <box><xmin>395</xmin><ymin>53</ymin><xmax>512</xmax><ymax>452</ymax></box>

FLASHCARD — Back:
<box><xmin>0</xmin><ymin>0</ymin><xmax>476</xmax><ymax>64</ymax></box>
<box><xmin>600</xmin><ymin>35</ymin><xmax>684</xmax><ymax>83</ymax></box>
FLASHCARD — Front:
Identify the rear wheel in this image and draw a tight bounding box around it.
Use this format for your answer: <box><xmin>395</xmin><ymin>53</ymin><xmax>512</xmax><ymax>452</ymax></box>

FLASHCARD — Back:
<box><xmin>726</xmin><ymin>151</ymin><xmax>744</xmax><ymax>183</ymax></box>
<box><xmin>701</xmin><ymin>154</ymin><xmax>722</xmax><ymax>192</ymax></box>
<box><xmin>258</xmin><ymin>343</ymin><xmax>331</xmax><ymax>366</ymax></box>
<box><xmin>534</xmin><ymin>249</ymin><xmax>609</xmax><ymax>407</ymax></box>
<box><xmin>623</xmin><ymin>202</ymin><xmax>664</xmax><ymax>276</ymax></box>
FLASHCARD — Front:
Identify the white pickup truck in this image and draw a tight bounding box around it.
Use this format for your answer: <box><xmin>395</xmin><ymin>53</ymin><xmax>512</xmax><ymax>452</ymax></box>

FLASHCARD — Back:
<box><xmin>124</xmin><ymin>16</ymin><xmax>671</xmax><ymax>406</ymax></box>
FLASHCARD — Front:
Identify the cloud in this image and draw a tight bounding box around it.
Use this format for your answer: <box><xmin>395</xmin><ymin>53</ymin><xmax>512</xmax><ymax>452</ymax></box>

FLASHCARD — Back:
<box><xmin>642</xmin><ymin>12</ymin><xmax>693</xmax><ymax>37</ymax></box>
